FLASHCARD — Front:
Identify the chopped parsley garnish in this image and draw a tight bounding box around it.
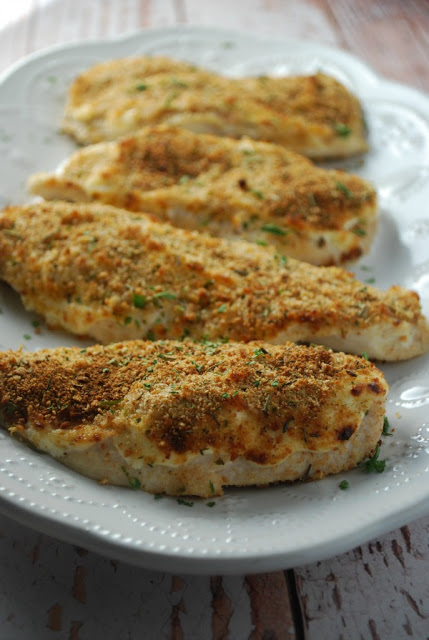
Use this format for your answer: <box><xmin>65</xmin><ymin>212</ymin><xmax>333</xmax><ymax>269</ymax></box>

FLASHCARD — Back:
<box><xmin>153</xmin><ymin>291</ymin><xmax>177</xmax><ymax>300</ymax></box>
<box><xmin>217</xmin><ymin>304</ymin><xmax>227</xmax><ymax>313</ymax></box>
<box><xmin>177</xmin><ymin>498</ymin><xmax>194</xmax><ymax>507</ymax></box>
<box><xmin>136</xmin><ymin>83</ymin><xmax>148</xmax><ymax>91</ymax></box>
<box><xmin>382</xmin><ymin>416</ymin><xmax>393</xmax><ymax>436</ymax></box>
<box><xmin>339</xmin><ymin>480</ymin><xmax>349</xmax><ymax>490</ymax></box>
<box><xmin>336</xmin><ymin>181</ymin><xmax>353</xmax><ymax>198</ymax></box>
<box><xmin>261</xmin><ymin>223</ymin><xmax>287</xmax><ymax>236</ymax></box>
<box><xmin>353</xmin><ymin>228</ymin><xmax>367</xmax><ymax>237</ymax></box>
<box><xmin>254</xmin><ymin>347</ymin><xmax>269</xmax><ymax>356</ymax></box>
<box><xmin>209</xmin><ymin>480</ymin><xmax>215</xmax><ymax>495</ymax></box>
<box><xmin>121</xmin><ymin>466</ymin><xmax>141</xmax><ymax>489</ymax></box>
<box><xmin>23</xmin><ymin>334</ymin><xmax>31</xmax><ymax>340</ymax></box>
<box><xmin>206</xmin><ymin>501</ymin><xmax>216</xmax><ymax>507</ymax></box>
<box><xmin>359</xmin><ymin>445</ymin><xmax>386</xmax><ymax>473</ymax></box>
<box><xmin>334</xmin><ymin>122</ymin><xmax>352</xmax><ymax>137</ymax></box>
<box><xmin>133</xmin><ymin>293</ymin><xmax>147</xmax><ymax>308</ymax></box>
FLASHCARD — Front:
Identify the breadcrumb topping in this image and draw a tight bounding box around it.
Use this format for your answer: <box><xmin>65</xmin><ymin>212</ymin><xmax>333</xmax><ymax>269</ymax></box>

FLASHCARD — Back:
<box><xmin>62</xmin><ymin>56</ymin><xmax>368</xmax><ymax>159</ymax></box>
<box><xmin>0</xmin><ymin>202</ymin><xmax>426</xmax><ymax>357</ymax></box>
<box><xmin>0</xmin><ymin>340</ymin><xmax>387</xmax><ymax>462</ymax></box>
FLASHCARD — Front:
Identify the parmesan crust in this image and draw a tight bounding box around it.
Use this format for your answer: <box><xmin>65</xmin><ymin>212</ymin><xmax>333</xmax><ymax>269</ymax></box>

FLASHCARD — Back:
<box><xmin>0</xmin><ymin>340</ymin><xmax>388</xmax><ymax>497</ymax></box>
<box><xmin>29</xmin><ymin>126</ymin><xmax>377</xmax><ymax>266</ymax></box>
<box><xmin>62</xmin><ymin>56</ymin><xmax>369</xmax><ymax>159</ymax></box>
<box><xmin>0</xmin><ymin>201</ymin><xmax>428</xmax><ymax>361</ymax></box>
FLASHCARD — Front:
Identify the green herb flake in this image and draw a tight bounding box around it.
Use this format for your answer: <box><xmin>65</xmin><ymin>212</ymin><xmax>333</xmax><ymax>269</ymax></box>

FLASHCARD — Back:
<box><xmin>353</xmin><ymin>228</ymin><xmax>367</xmax><ymax>237</ymax></box>
<box><xmin>154</xmin><ymin>291</ymin><xmax>177</xmax><ymax>300</ymax></box>
<box><xmin>382</xmin><ymin>416</ymin><xmax>393</xmax><ymax>436</ymax></box>
<box><xmin>177</xmin><ymin>498</ymin><xmax>194</xmax><ymax>507</ymax></box>
<box><xmin>221</xmin><ymin>392</ymin><xmax>230</xmax><ymax>399</ymax></box>
<box><xmin>136</xmin><ymin>83</ymin><xmax>148</xmax><ymax>91</ymax></box>
<box><xmin>206</xmin><ymin>501</ymin><xmax>216</xmax><ymax>507</ymax></box>
<box><xmin>339</xmin><ymin>480</ymin><xmax>349</xmax><ymax>490</ymax></box>
<box><xmin>128</xmin><ymin>477</ymin><xmax>141</xmax><ymax>489</ymax></box>
<box><xmin>336</xmin><ymin>181</ymin><xmax>353</xmax><ymax>199</ymax></box>
<box><xmin>154</xmin><ymin>493</ymin><xmax>164</xmax><ymax>500</ymax></box>
<box><xmin>261</xmin><ymin>223</ymin><xmax>287</xmax><ymax>236</ymax></box>
<box><xmin>23</xmin><ymin>334</ymin><xmax>31</xmax><ymax>340</ymax></box>
<box><xmin>217</xmin><ymin>304</ymin><xmax>227</xmax><ymax>313</ymax></box>
<box><xmin>209</xmin><ymin>480</ymin><xmax>215</xmax><ymax>495</ymax></box>
<box><xmin>121</xmin><ymin>466</ymin><xmax>141</xmax><ymax>489</ymax></box>
<box><xmin>334</xmin><ymin>122</ymin><xmax>352</xmax><ymax>137</ymax></box>
<box><xmin>359</xmin><ymin>445</ymin><xmax>386</xmax><ymax>473</ymax></box>
<box><xmin>133</xmin><ymin>293</ymin><xmax>147</xmax><ymax>308</ymax></box>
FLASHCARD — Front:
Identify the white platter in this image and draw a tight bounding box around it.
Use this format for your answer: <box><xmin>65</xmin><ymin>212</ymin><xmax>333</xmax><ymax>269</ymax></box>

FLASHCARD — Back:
<box><xmin>0</xmin><ymin>26</ymin><xmax>429</xmax><ymax>575</ymax></box>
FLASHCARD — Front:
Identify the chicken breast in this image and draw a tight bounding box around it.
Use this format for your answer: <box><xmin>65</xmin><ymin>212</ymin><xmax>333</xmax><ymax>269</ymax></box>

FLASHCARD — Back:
<box><xmin>29</xmin><ymin>126</ymin><xmax>377</xmax><ymax>266</ymax></box>
<box><xmin>62</xmin><ymin>56</ymin><xmax>368</xmax><ymax>160</ymax></box>
<box><xmin>1</xmin><ymin>201</ymin><xmax>428</xmax><ymax>361</ymax></box>
<box><xmin>0</xmin><ymin>340</ymin><xmax>388</xmax><ymax>497</ymax></box>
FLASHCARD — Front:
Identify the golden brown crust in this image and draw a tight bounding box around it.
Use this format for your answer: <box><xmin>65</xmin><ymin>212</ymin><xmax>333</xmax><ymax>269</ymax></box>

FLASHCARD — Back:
<box><xmin>28</xmin><ymin>126</ymin><xmax>377</xmax><ymax>265</ymax></box>
<box><xmin>62</xmin><ymin>56</ymin><xmax>368</xmax><ymax>159</ymax></box>
<box><xmin>0</xmin><ymin>201</ymin><xmax>428</xmax><ymax>360</ymax></box>
<box><xmin>0</xmin><ymin>340</ymin><xmax>388</xmax><ymax>495</ymax></box>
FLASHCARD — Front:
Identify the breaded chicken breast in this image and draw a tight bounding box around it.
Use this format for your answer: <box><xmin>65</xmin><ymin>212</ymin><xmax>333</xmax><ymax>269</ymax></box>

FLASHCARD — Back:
<box><xmin>0</xmin><ymin>340</ymin><xmax>388</xmax><ymax>497</ymax></box>
<box><xmin>29</xmin><ymin>126</ymin><xmax>377</xmax><ymax>266</ymax></box>
<box><xmin>0</xmin><ymin>202</ymin><xmax>428</xmax><ymax>361</ymax></box>
<box><xmin>62</xmin><ymin>56</ymin><xmax>368</xmax><ymax>159</ymax></box>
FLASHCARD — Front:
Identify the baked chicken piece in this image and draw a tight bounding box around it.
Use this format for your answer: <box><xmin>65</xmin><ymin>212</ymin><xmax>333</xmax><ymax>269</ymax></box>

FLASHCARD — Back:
<box><xmin>29</xmin><ymin>126</ymin><xmax>377</xmax><ymax>266</ymax></box>
<box><xmin>0</xmin><ymin>340</ymin><xmax>388</xmax><ymax>497</ymax></box>
<box><xmin>62</xmin><ymin>56</ymin><xmax>368</xmax><ymax>159</ymax></box>
<box><xmin>1</xmin><ymin>202</ymin><xmax>428</xmax><ymax>361</ymax></box>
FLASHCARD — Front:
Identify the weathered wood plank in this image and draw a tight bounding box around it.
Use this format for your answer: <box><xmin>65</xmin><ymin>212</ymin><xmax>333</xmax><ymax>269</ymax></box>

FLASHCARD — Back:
<box><xmin>321</xmin><ymin>0</ymin><xmax>429</xmax><ymax>90</ymax></box>
<box><xmin>182</xmin><ymin>0</ymin><xmax>339</xmax><ymax>44</ymax></box>
<box><xmin>245</xmin><ymin>572</ymin><xmax>297</xmax><ymax>639</ymax></box>
<box><xmin>294</xmin><ymin>514</ymin><xmax>429</xmax><ymax>639</ymax></box>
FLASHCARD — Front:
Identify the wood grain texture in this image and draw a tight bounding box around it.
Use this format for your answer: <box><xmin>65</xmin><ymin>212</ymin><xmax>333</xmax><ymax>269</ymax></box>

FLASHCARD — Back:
<box><xmin>0</xmin><ymin>1</ymin><xmax>429</xmax><ymax>639</ymax></box>
<box><xmin>295</xmin><ymin>514</ymin><xmax>429</xmax><ymax>639</ymax></box>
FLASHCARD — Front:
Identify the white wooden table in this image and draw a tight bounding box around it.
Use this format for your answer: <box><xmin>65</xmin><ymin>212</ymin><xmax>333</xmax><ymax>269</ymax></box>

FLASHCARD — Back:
<box><xmin>1</xmin><ymin>1</ymin><xmax>429</xmax><ymax>638</ymax></box>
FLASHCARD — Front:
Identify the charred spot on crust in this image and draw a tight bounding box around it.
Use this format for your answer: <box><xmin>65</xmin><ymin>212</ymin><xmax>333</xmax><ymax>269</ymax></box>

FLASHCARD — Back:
<box><xmin>0</xmin><ymin>401</ymin><xmax>28</xmax><ymax>428</ymax></box>
<box><xmin>367</xmin><ymin>381</ymin><xmax>382</xmax><ymax>394</ymax></box>
<box><xmin>337</xmin><ymin>425</ymin><xmax>355</xmax><ymax>441</ymax></box>
<box><xmin>246</xmin><ymin>450</ymin><xmax>269</xmax><ymax>464</ymax></box>
<box><xmin>351</xmin><ymin>384</ymin><xmax>364</xmax><ymax>396</ymax></box>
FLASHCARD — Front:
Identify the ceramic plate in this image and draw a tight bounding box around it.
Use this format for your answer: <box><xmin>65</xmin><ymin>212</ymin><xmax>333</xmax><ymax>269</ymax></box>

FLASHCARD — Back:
<box><xmin>0</xmin><ymin>27</ymin><xmax>429</xmax><ymax>575</ymax></box>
